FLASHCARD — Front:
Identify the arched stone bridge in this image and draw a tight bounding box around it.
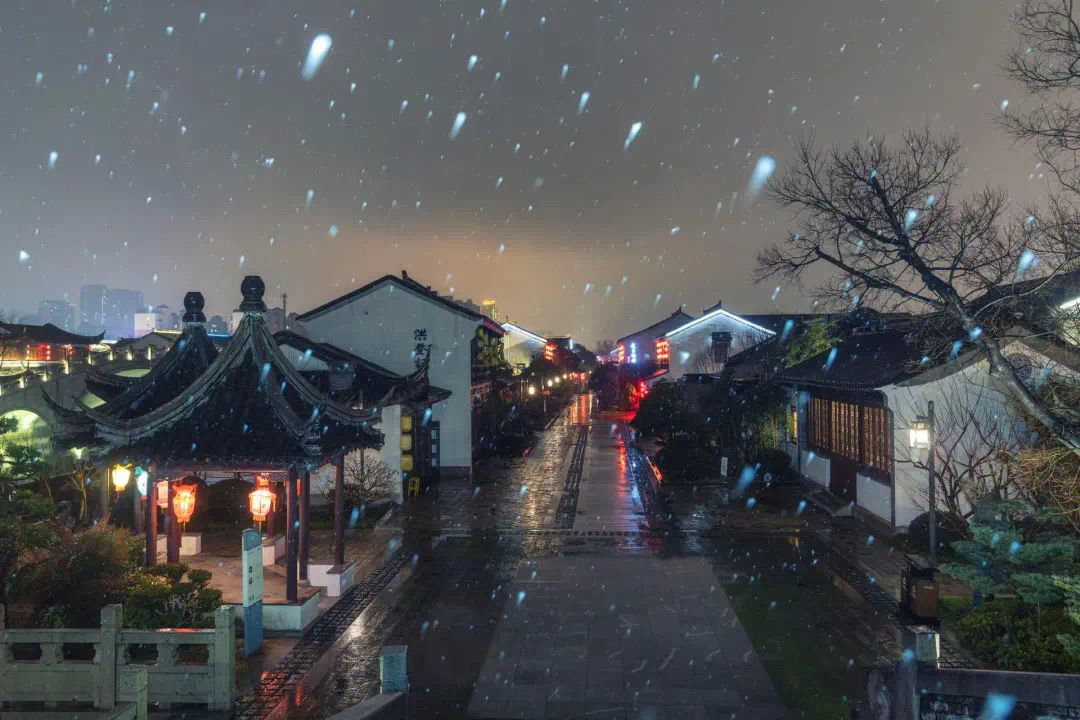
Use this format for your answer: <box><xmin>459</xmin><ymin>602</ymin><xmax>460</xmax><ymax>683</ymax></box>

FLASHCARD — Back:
<box><xmin>0</xmin><ymin>357</ymin><xmax>155</xmax><ymax>441</ymax></box>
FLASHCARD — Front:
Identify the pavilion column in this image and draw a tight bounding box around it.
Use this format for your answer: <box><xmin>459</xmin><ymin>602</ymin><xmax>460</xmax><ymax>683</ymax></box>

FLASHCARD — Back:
<box><xmin>133</xmin><ymin>478</ymin><xmax>143</xmax><ymax>534</ymax></box>
<box><xmin>144</xmin><ymin>479</ymin><xmax>157</xmax><ymax>566</ymax></box>
<box><xmin>266</xmin><ymin>482</ymin><xmax>278</xmax><ymax>538</ymax></box>
<box><xmin>166</xmin><ymin>483</ymin><xmax>181</xmax><ymax>563</ymax></box>
<box><xmin>333</xmin><ymin>452</ymin><xmax>346</xmax><ymax>566</ymax></box>
<box><xmin>299</xmin><ymin>470</ymin><xmax>311</xmax><ymax>584</ymax></box>
<box><xmin>285</xmin><ymin>467</ymin><xmax>299</xmax><ymax>603</ymax></box>
<box><xmin>100</xmin><ymin>465</ymin><xmax>110</xmax><ymax>523</ymax></box>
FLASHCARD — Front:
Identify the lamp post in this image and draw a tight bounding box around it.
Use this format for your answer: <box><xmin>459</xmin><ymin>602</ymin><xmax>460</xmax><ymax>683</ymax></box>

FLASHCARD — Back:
<box><xmin>909</xmin><ymin>402</ymin><xmax>936</xmax><ymax>566</ymax></box>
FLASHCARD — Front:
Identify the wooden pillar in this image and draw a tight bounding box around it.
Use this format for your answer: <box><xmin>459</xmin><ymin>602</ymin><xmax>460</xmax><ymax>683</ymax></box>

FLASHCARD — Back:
<box><xmin>144</xmin><ymin>479</ymin><xmax>157</xmax><ymax>566</ymax></box>
<box><xmin>166</xmin><ymin>482</ymin><xmax>180</xmax><ymax>563</ymax></box>
<box><xmin>285</xmin><ymin>467</ymin><xmax>298</xmax><ymax>603</ymax></box>
<box><xmin>133</xmin><ymin>477</ymin><xmax>144</xmax><ymax>534</ymax></box>
<box><xmin>333</xmin><ymin>452</ymin><xmax>346</xmax><ymax>566</ymax></box>
<box><xmin>266</xmin><ymin>481</ymin><xmax>278</xmax><ymax>538</ymax></box>
<box><xmin>299</xmin><ymin>470</ymin><xmax>310</xmax><ymax>584</ymax></box>
<box><xmin>100</xmin><ymin>465</ymin><xmax>111</xmax><ymax>523</ymax></box>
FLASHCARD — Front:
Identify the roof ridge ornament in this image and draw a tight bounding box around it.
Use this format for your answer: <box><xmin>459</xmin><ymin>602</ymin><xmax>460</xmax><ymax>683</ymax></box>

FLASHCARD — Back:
<box><xmin>183</xmin><ymin>291</ymin><xmax>206</xmax><ymax>326</ymax></box>
<box><xmin>239</xmin><ymin>275</ymin><xmax>267</xmax><ymax>314</ymax></box>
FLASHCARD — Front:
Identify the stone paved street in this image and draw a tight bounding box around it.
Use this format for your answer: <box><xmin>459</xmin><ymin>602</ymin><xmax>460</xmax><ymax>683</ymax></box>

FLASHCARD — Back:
<box><xmin>466</xmin><ymin>556</ymin><xmax>785</xmax><ymax>720</ymax></box>
<box><xmin>286</xmin><ymin>394</ymin><xmax>900</xmax><ymax>720</ymax></box>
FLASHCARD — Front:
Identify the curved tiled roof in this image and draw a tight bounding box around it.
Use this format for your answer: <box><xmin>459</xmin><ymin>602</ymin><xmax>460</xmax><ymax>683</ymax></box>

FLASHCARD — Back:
<box><xmin>0</xmin><ymin>321</ymin><xmax>104</xmax><ymax>345</ymax></box>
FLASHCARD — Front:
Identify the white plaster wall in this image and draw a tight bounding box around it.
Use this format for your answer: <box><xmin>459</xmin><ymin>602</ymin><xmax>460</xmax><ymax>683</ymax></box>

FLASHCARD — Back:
<box><xmin>381</xmin><ymin>404</ymin><xmax>404</xmax><ymax>503</ymax></box>
<box><xmin>802</xmin><ymin>449</ymin><xmax>830</xmax><ymax>488</ymax></box>
<box><xmin>277</xmin><ymin>344</ymin><xmax>330</xmax><ymax>372</ymax></box>
<box><xmin>298</xmin><ymin>281</ymin><xmax>480</xmax><ymax>472</ymax></box>
<box><xmin>856</xmin><ymin>473</ymin><xmax>891</xmax><ymax>522</ymax></box>
<box><xmin>882</xmin><ymin>345</ymin><xmax>1054</xmax><ymax>530</ymax></box>
<box><xmin>666</xmin><ymin>317</ymin><xmax>772</xmax><ymax>381</ymax></box>
<box><xmin>504</xmin><ymin>335</ymin><xmax>544</xmax><ymax>368</ymax></box>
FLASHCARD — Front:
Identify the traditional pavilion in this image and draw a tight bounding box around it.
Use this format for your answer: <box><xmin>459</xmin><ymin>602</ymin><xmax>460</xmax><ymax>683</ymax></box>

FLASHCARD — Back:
<box><xmin>47</xmin><ymin>276</ymin><xmax>385</xmax><ymax>604</ymax></box>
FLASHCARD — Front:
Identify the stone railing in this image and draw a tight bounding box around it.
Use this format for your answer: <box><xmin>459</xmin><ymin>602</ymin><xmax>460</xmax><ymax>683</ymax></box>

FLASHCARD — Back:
<box><xmin>0</xmin><ymin>603</ymin><xmax>234</xmax><ymax>713</ymax></box>
<box><xmin>860</xmin><ymin>627</ymin><xmax>1080</xmax><ymax>719</ymax></box>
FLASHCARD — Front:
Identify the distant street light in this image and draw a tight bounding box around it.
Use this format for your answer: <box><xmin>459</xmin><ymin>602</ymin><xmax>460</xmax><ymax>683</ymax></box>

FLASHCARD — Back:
<box><xmin>527</xmin><ymin>385</ymin><xmax>536</xmax><ymax>396</ymax></box>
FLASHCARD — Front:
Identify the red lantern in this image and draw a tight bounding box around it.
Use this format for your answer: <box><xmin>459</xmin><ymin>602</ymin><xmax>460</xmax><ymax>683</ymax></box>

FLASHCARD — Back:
<box><xmin>156</xmin><ymin>481</ymin><xmax>169</xmax><ymax>509</ymax></box>
<box><xmin>249</xmin><ymin>475</ymin><xmax>275</xmax><ymax>525</ymax></box>
<box><xmin>173</xmin><ymin>484</ymin><xmax>197</xmax><ymax>527</ymax></box>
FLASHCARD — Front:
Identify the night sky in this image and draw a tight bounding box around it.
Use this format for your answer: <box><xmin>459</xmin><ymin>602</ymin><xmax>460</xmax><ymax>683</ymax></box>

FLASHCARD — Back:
<box><xmin>0</xmin><ymin>0</ymin><xmax>1043</xmax><ymax>344</ymax></box>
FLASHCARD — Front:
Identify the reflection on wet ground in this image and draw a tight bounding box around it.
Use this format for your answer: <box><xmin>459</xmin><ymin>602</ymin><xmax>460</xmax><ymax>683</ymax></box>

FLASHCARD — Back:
<box><xmin>292</xmin><ymin>395</ymin><xmax>898</xmax><ymax>720</ymax></box>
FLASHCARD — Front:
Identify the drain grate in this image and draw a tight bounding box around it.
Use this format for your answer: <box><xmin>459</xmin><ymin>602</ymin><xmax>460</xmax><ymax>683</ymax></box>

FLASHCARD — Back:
<box><xmin>232</xmin><ymin>549</ymin><xmax>408</xmax><ymax>720</ymax></box>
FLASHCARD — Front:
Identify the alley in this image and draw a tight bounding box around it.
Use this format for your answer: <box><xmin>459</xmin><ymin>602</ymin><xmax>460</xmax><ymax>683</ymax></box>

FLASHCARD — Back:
<box><xmin>290</xmin><ymin>394</ymin><xmax>895</xmax><ymax>720</ymax></box>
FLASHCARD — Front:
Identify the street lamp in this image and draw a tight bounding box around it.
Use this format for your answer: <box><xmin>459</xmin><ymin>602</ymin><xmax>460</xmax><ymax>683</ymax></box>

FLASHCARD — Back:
<box><xmin>527</xmin><ymin>385</ymin><xmax>536</xmax><ymax>396</ymax></box>
<box><xmin>910</xmin><ymin>403</ymin><xmax>937</xmax><ymax>566</ymax></box>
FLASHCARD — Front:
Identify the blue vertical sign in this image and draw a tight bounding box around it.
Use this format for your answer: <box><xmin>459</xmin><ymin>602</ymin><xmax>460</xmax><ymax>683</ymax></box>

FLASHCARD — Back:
<box><xmin>242</xmin><ymin>528</ymin><xmax>264</xmax><ymax>657</ymax></box>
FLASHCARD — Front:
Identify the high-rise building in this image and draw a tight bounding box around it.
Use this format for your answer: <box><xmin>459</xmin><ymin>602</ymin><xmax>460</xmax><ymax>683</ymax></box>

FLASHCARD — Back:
<box><xmin>38</xmin><ymin>300</ymin><xmax>76</xmax><ymax>330</ymax></box>
<box><xmin>101</xmin><ymin>288</ymin><xmax>144</xmax><ymax>339</ymax></box>
<box><xmin>79</xmin><ymin>284</ymin><xmax>106</xmax><ymax>332</ymax></box>
<box><xmin>133</xmin><ymin>304</ymin><xmax>180</xmax><ymax>336</ymax></box>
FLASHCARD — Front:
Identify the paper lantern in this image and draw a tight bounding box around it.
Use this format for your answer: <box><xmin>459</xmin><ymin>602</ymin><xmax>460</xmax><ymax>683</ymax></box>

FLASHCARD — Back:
<box><xmin>112</xmin><ymin>465</ymin><xmax>131</xmax><ymax>492</ymax></box>
<box><xmin>173</xmin><ymin>484</ymin><xmax>197</xmax><ymax>526</ymax></box>
<box><xmin>156</xmin><ymin>481</ymin><xmax>169</xmax><ymax>509</ymax></box>
<box><xmin>401</xmin><ymin>454</ymin><xmax>414</xmax><ymax>472</ymax></box>
<box><xmin>135</xmin><ymin>468</ymin><xmax>149</xmax><ymax>497</ymax></box>
<box><xmin>249</xmin><ymin>476</ymin><xmax>275</xmax><ymax>525</ymax></box>
<box><xmin>400</xmin><ymin>414</ymin><xmax>413</xmax><ymax>432</ymax></box>
<box><xmin>400</xmin><ymin>434</ymin><xmax>413</xmax><ymax>452</ymax></box>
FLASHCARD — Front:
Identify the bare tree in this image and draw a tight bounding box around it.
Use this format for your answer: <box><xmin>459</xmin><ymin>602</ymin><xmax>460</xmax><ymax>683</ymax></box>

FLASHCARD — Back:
<box><xmin>1002</xmin><ymin>0</ymin><xmax>1080</xmax><ymax>196</ymax></box>
<box><xmin>336</xmin><ymin>452</ymin><xmax>395</xmax><ymax>508</ymax></box>
<box><xmin>755</xmin><ymin>127</ymin><xmax>1080</xmax><ymax>454</ymax></box>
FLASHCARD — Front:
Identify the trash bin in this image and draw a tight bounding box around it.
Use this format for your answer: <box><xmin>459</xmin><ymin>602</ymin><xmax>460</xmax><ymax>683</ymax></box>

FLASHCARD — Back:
<box><xmin>902</xmin><ymin>556</ymin><xmax>939</xmax><ymax>622</ymax></box>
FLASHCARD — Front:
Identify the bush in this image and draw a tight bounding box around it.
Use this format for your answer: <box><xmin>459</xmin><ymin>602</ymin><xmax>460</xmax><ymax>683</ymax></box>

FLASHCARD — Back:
<box><xmin>906</xmin><ymin>510</ymin><xmax>967</xmax><ymax>551</ymax></box>
<box><xmin>13</xmin><ymin>524</ymin><xmax>139</xmax><ymax>628</ymax></box>
<box><xmin>654</xmin><ymin>434</ymin><xmax>718</xmax><ymax>483</ymax></box>
<box><xmin>124</xmin><ymin>563</ymin><xmax>223</xmax><ymax>630</ymax></box>
<box><xmin>753</xmin><ymin>448</ymin><xmax>791</xmax><ymax>477</ymax></box>
<box><xmin>953</xmin><ymin>599</ymin><xmax>1080</xmax><ymax>673</ymax></box>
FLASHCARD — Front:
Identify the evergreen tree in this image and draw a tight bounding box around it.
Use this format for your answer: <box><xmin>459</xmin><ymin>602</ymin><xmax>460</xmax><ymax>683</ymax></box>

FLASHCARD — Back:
<box><xmin>941</xmin><ymin>498</ymin><xmax>1075</xmax><ymax>610</ymax></box>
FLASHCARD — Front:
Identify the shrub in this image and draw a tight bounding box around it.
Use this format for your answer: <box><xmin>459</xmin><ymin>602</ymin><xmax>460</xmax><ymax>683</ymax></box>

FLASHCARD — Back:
<box><xmin>655</xmin><ymin>434</ymin><xmax>717</xmax><ymax>482</ymax></box>
<box><xmin>953</xmin><ymin>599</ymin><xmax>1080</xmax><ymax>673</ymax></box>
<box><xmin>753</xmin><ymin>448</ymin><xmax>791</xmax><ymax>477</ymax></box>
<box><xmin>124</xmin><ymin>563</ymin><xmax>223</xmax><ymax>630</ymax></box>
<box><xmin>906</xmin><ymin>510</ymin><xmax>968</xmax><ymax>552</ymax></box>
<box><xmin>13</xmin><ymin>524</ymin><xmax>139</xmax><ymax>628</ymax></box>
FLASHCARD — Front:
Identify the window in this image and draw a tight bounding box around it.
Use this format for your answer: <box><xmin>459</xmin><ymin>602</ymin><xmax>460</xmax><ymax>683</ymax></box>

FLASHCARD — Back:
<box><xmin>807</xmin><ymin>395</ymin><xmax>893</xmax><ymax>479</ymax></box>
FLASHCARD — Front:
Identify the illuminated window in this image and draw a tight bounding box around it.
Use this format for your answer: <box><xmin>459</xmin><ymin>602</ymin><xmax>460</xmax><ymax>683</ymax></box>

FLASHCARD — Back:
<box><xmin>807</xmin><ymin>396</ymin><xmax>893</xmax><ymax>479</ymax></box>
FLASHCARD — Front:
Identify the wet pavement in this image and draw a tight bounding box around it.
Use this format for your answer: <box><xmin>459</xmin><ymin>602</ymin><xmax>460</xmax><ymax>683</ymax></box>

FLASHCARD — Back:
<box><xmin>282</xmin><ymin>394</ymin><xmax>900</xmax><ymax>720</ymax></box>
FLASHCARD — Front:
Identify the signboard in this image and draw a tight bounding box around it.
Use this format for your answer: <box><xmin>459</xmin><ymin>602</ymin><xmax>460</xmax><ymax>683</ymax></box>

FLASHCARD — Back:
<box><xmin>921</xmin><ymin>694</ymin><xmax>1080</xmax><ymax>719</ymax></box>
<box><xmin>720</xmin><ymin>456</ymin><xmax>729</xmax><ymax>477</ymax></box>
<box><xmin>241</xmin><ymin>528</ymin><xmax>264</xmax><ymax>657</ymax></box>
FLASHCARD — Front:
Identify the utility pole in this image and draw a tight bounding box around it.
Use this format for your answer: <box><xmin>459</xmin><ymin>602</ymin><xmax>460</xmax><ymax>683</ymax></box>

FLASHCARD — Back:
<box><xmin>281</xmin><ymin>292</ymin><xmax>288</xmax><ymax>330</ymax></box>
